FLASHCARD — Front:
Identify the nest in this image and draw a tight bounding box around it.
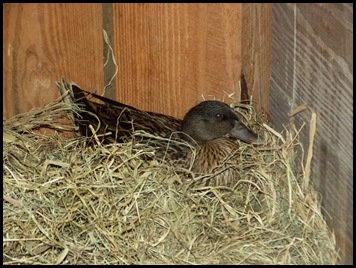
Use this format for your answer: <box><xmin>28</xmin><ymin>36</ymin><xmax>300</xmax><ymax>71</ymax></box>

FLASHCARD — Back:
<box><xmin>3</xmin><ymin>95</ymin><xmax>339</xmax><ymax>264</ymax></box>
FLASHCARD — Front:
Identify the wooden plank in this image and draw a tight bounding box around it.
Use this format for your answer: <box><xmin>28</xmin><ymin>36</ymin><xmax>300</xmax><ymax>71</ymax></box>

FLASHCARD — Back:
<box><xmin>112</xmin><ymin>3</ymin><xmax>243</xmax><ymax>119</ymax></box>
<box><xmin>271</xmin><ymin>3</ymin><xmax>353</xmax><ymax>264</ymax></box>
<box><xmin>241</xmin><ymin>4</ymin><xmax>272</xmax><ymax>115</ymax></box>
<box><xmin>3</xmin><ymin>3</ymin><xmax>105</xmax><ymax>119</ymax></box>
<box><xmin>294</xmin><ymin>4</ymin><xmax>353</xmax><ymax>264</ymax></box>
<box><xmin>102</xmin><ymin>3</ymin><xmax>116</xmax><ymax>100</ymax></box>
<box><xmin>270</xmin><ymin>4</ymin><xmax>295</xmax><ymax>131</ymax></box>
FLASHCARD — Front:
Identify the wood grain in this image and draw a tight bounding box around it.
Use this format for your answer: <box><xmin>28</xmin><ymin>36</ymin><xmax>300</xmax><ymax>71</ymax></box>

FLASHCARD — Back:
<box><xmin>3</xmin><ymin>3</ymin><xmax>270</xmax><ymax>121</ymax></box>
<box><xmin>3</xmin><ymin>3</ymin><xmax>105</xmax><ymax>119</ymax></box>
<box><xmin>270</xmin><ymin>4</ymin><xmax>295</xmax><ymax>131</ymax></box>
<box><xmin>112</xmin><ymin>3</ymin><xmax>243</xmax><ymax>119</ymax></box>
<box><xmin>271</xmin><ymin>3</ymin><xmax>353</xmax><ymax>264</ymax></box>
<box><xmin>241</xmin><ymin>3</ymin><xmax>272</xmax><ymax>114</ymax></box>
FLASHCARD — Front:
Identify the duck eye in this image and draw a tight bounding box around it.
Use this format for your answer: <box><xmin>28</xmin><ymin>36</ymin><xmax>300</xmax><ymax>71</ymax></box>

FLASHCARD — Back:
<box><xmin>215</xmin><ymin>113</ymin><xmax>223</xmax><ymax>120</ymax></box>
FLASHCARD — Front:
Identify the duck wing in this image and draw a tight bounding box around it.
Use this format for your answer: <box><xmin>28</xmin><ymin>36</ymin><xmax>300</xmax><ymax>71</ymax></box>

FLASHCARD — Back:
<box><xmin>56</xmin><ymin>79</ymin><xmax>182</xmax><ymax>144</ymax></box>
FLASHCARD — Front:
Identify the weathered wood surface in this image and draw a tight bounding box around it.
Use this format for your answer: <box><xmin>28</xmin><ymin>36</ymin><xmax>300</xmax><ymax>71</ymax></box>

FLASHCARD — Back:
<box><xmin>3</xmin><ymin>3</ymin><xmax>105</xmax><ymax>119</ymax></box>
<box><xmin>112</xmin><ymin>3</ymin><xmax>244</xmax><ymax>119</ymax></box>
<box><xmin>271</xmin><ymin>3</ymin><xmax>353</xmax><ymax>264</ymax></box>
<box><xmin>3</xmin><ymin>3</ymin><xmax>271</xmax><ymax>120</ymax></box>
<box><xmin>242</xmin><ymin>3</ymin><xmax>272</xmax><ymax>115</ymax></box>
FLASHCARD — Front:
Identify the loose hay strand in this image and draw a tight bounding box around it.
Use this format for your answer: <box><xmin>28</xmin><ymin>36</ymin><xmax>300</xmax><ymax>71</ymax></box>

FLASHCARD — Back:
<box><xmin>103</xmin><ymin>29</ymin><xmax>118</xmax><ymax>92</ymax></box>
<box><xmin>3</xmin><ymin>97</ymin><xmax>339</xmax><ymax>264</ymax></box>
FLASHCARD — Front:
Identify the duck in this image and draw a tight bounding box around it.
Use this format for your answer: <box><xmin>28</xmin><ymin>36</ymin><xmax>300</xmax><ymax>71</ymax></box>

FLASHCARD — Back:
<box><xmin>56</xmin><ymin>79</ymin><xmax>261</xmax><ymax>187</ymax></box>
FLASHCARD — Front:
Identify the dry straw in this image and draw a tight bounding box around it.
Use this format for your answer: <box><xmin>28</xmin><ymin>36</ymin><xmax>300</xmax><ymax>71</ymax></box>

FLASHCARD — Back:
<box><xmin>3</xmin><ymin>91</ymin><xmax>339</xmax><ymax>264</ymax></box>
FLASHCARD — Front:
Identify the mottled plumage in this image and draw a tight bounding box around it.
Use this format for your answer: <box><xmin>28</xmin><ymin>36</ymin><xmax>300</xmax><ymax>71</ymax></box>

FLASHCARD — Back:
<box><xmin>56</xmin><ymin>79</ymin><xmax>260</xmax><ymax>187</ymax></box>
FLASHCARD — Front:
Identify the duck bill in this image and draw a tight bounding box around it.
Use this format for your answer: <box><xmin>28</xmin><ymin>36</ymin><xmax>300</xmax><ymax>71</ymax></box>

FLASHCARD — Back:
<box><xmin>229</xmin><ymin>120</ymin><xmax>260</xmax><ymax>144</ymax></box>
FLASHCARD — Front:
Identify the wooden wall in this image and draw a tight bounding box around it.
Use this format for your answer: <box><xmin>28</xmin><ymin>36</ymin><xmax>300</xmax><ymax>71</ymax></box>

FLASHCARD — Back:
<box><xmin>270</xmin><ymin>3</ymin><xmax>353</xmax><ymax>265</ymax></box>
<box><xmin>3</xmin><ymin>3</ymin><xmax>271</xmax><ymax>120</ymax></box>
<box><xmin>3</xmin><ymin>4</ymin><xmax>105</xmax><ymax>118</ymax></box>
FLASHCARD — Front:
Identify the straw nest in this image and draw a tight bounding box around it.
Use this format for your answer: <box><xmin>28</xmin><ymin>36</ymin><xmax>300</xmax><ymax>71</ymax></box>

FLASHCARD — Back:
<box><xmin>3</xmin><ymin>95</ymin><xmax>339</xmax><ymax>264</ymax></box>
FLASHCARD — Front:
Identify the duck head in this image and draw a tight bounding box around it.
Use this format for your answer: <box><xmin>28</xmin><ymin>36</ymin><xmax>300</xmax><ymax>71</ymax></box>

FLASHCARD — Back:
<box><xmin>181</xmin><ymin>100</ymin><xmax>260</xmax><ymax>145</ymax></box>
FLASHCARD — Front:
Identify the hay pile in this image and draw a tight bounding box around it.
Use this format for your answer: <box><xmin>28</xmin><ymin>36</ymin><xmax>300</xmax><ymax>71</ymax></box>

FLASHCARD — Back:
<box><xmin>3</xmin><ymin>96</ymin><xmax>339</xmax><ymax>264</ymax></box>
